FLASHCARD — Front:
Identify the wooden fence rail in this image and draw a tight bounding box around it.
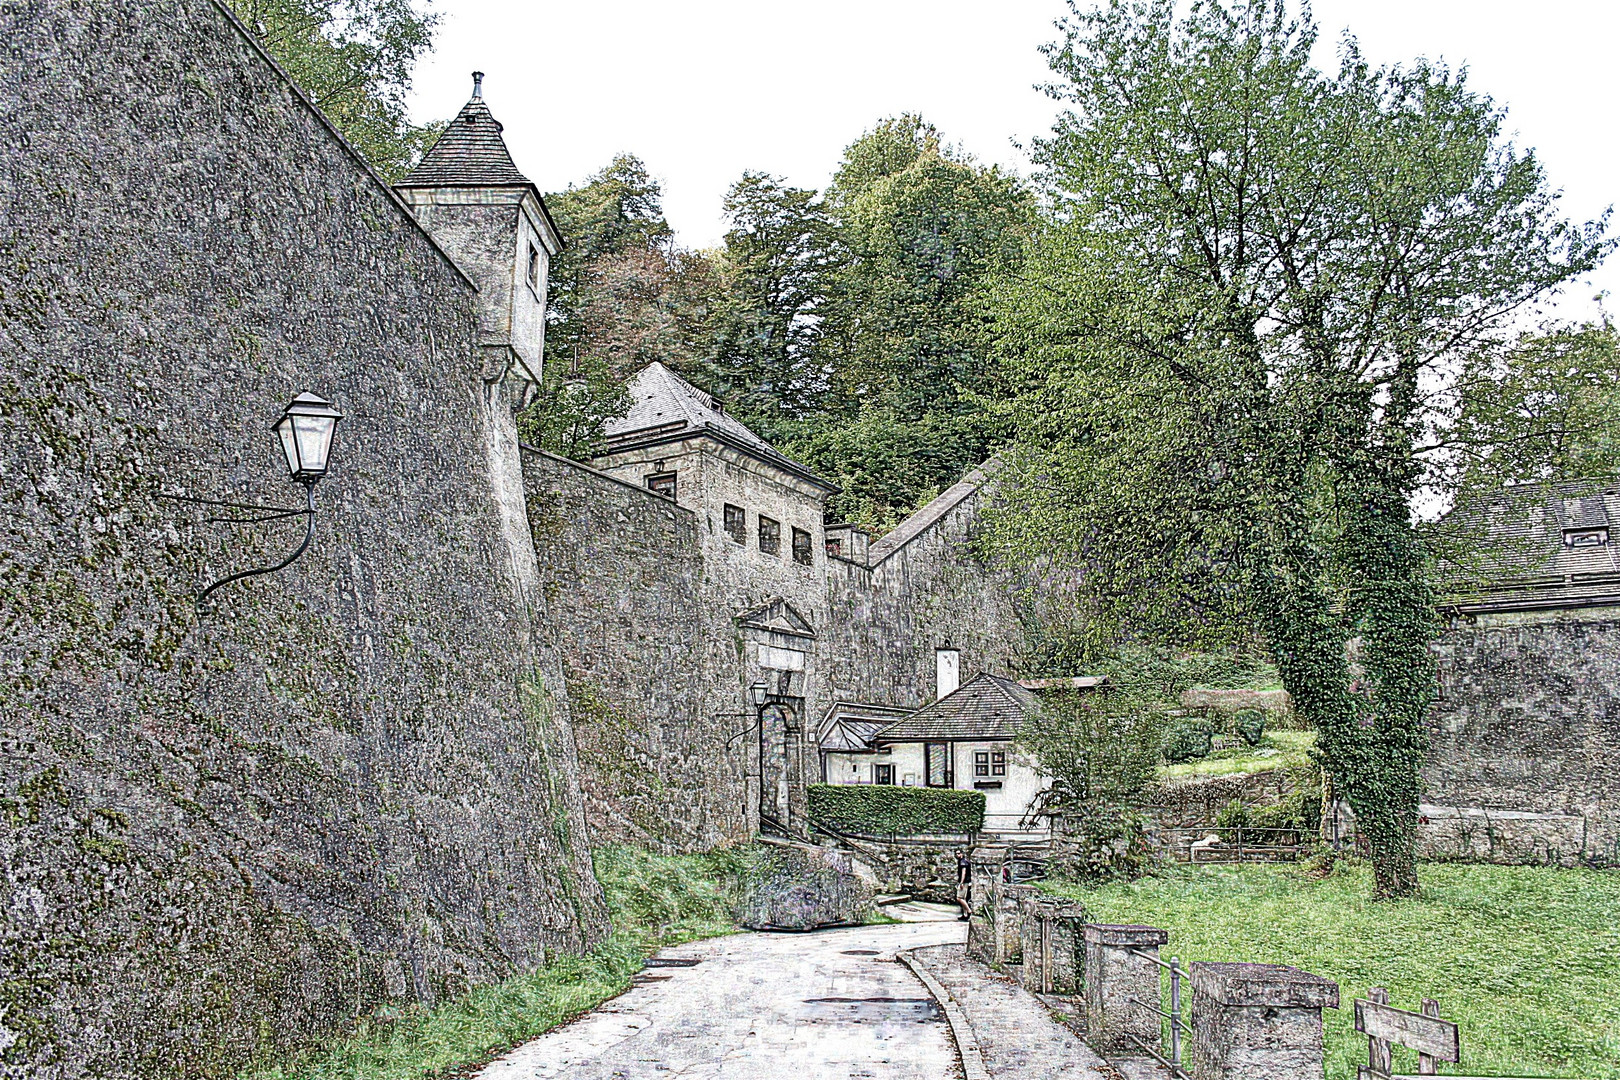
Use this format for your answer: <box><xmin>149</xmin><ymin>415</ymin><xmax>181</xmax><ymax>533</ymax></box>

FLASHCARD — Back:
<box><xmin>1355</xmin><ymin>987</ymin><xmax>1580</xmax><ymax>1080</ymax></box>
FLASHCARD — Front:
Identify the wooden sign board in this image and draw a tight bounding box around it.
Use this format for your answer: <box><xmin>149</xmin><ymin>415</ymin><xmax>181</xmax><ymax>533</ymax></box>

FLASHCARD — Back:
<box><xmin>1356</xmin><ymin>998</ymin><xmax>1461</xmax><ymax>1062</ymax></box>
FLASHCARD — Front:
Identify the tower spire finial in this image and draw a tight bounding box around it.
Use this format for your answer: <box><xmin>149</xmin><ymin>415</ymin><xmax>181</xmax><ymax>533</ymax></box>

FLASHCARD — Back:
<box><xmin>471</xmin><ymin>71</ymin><xmax>484</xmax><ymax>100</ymax></box>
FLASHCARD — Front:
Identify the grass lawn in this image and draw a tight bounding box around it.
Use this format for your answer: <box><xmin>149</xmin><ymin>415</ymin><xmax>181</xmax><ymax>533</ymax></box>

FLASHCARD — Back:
<box><xmin>1045</xmin><ymin>861</ymin><xmax>1620</xmax><ymax>1079</ymax></box>
<box><xmin>243</xmin><ymin>845</ymin><xmax>750</xmax><ymax>1080</ymax></box>
<box><xmin>1159</xmin><ymin>729</ymin><xmax>1317</xmax><ymax>779</ymax></box>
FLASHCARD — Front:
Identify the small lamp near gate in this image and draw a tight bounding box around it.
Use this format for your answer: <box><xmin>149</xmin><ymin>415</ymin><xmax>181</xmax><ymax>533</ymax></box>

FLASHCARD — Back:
<box><xmin>748</xmin><ymin>681</ymin><xmax>770</xmax><ymax>709</ymax></box>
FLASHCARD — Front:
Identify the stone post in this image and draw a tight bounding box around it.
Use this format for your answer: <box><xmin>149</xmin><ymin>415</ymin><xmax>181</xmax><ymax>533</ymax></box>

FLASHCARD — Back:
<box><xmin>968</xmin><ymin>845</ymin><xmax>1006</xmax><ymax>912</ymax></box>
<box><xmin>1018</xmin><ymin>893</ymin><xmax>1088</xmax><ymax>993</ymax></box>
<box><xmin>1083</xmin><ymin>923</ymin><xmax>1169</xmax><ymax>1053</ymax></box>
<box><xmin>1000</xmin><ymin>883</ymin><xmax>1034</xmax><ymax>968</ymax></box>
<box><xmin>1047</xmin><ymin>898</ymin><xmax>1088</xmax><ymax>994</ymax></box>
<box><xmin>1186</xmin><ymin>962</ymin><xmax>1339</xmax><ymax>1080</ymax></box>
<box><xmin>1018</xmin><ymin>890</ymin><xmax>1041</xmax><ymax>987</ymax></box>
<box><xmin>964</xmin><ymin>846</ymin><xmax>1004</xmax><ymax>963</ymax></box>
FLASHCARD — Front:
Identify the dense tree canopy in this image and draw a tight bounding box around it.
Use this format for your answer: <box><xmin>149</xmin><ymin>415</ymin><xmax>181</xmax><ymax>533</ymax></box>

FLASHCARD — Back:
<box><xmin>527</xmin><ymin>121</ymin><xmax>1033</xmax><ymax>527</ymax></box>
<box><xmin>225</xmin><ymin>0</ymin><xmax>442</xmax><ymax>178</ymax></box>
<box><xmin>694</xmin><ymin>173</ymin><xmax>839</xmax><ymax>421</ymax></box>
<box><xmin>521</xmin><ymin>156</ymin><xmax>694</xmax><ymax>456</ymax></box>
<box><xmin>987</xmin><ymin>0</ymin><xmax>1607</xmax><ymax>897</ymax></box>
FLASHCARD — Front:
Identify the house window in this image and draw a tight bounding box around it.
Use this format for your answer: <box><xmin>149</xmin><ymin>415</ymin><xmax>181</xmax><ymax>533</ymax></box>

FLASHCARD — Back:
<box><xmin>992</xmin><ymin>751</ymin><xmax>1006</xmax><ymax>776</ymax></box>
<box><xmin>646</xmin><ymin>472</ymin><xmax>676</xmax><ymax>498</ymax></box>
<box><xmin>526</xmin><ymin>242</ymin><xmax>540</xmax><ymax>290</ymax></box>
<box><xmin>825</xmin><ymin>537</ymin><xmax>843</xmax><ymax>558</ymax></box>
<box><xmin>723</xmin><ymin>504</ymin><xmax>746</xmax><ymax>544</ymax></box>
<box><xmin>758</xmin><ymin>515</ymin><xmax>781</xmax><ymax>555</ymax></box>
<box><xmin>873</xmin><ymin>763</ymin><xmax>894</xmax><ymax>785</ymax></box>
<box><xmin>974</xmin><ymin>751</ymin><xmax>990</xmax><ymax>777</ymax></box>
<box><xmin>925</xmin><ymin>742</ymin><xmax>952</xmax><ymax>788</ymax></box>
<box><xmin>1564</xmin><ymin>527</ymin><xmax>1609</xmax><ymax>547</ymax></box>
<box><xmin>792</xmin><ymin>527</ymin><xmax>813</xmax><ymax>565</ymax></box>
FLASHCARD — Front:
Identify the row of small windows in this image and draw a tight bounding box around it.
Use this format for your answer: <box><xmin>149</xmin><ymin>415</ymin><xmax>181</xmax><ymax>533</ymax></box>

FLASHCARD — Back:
<box><xmin>724</xmin><ymin>503</ymin><xmax>814</xmax><ymax>564</ymax></box>
<box><xmin>867</xmin><ymin>751</ymin><xmax>1004</xmax><ymax>787</ymax></box>
<box><xmin>974</xmin><ymin>750</ymin><xmax>1007</xmax><ymax>777</ymax></box>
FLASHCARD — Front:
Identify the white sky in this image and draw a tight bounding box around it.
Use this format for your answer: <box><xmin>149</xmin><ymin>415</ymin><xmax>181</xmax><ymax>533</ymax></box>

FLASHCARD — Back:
<box><xmin>410</xmin><ymin>1</ymin><xmax>1617</xmax><ymax>322</ymax></box>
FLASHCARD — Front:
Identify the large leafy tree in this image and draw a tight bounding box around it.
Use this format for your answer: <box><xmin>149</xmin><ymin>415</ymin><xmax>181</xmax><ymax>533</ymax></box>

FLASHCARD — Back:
<box><xmin>991</xmin><ymin>0</ymin><xmax>1607</xmax><ymax>896</ymax></box>
<box><xmin>225</xmin><ymin>0</ymin><xmax>442</xmax><ymax>178</ymax></box>
<box><xmin>759</xmin><ymin>117</ymin><xmax>1033</xmax><ymax>528</ymax></box>
<box><xmin>1443</xmin><ymin>322</ymin><xmax>1620</xmax><ymax>491</ymax></box>
<box><xmin>694</xmin><ymin>173</ymin><xmax>839</xmax><ymax>422</ymax></box>
<box><xmin>522</xmin><ymin>156</ymin><xmax>695</xmax><ymax>456</ymax></box>
<box><xmin>822</xmin><ymin>116</ymin><xmax>1032</xmax><ymax>421</ymax></box>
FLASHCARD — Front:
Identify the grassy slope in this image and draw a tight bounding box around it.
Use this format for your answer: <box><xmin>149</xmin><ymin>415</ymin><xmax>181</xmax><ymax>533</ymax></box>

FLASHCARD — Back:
<box><xmin>1046</xmin><ymin>862</ymin><xmax>1620</xmax><ymax>1079</ymax></box>
<box><xmin>1158</xmin><ymin>729</ymin><xmax>1317</xmax><ymax>779</ymax></box>
<box><xmin>245</xmin><ymin>845</ymin><xmax>748</xmax><ymax>1080</ymax></box>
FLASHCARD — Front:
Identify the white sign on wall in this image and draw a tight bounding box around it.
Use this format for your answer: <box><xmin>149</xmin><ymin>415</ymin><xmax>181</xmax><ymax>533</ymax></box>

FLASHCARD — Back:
<box><xmin>758</xmin><ymin>644</ymin><xmax>806</xmax><ymax>671</ymax></box>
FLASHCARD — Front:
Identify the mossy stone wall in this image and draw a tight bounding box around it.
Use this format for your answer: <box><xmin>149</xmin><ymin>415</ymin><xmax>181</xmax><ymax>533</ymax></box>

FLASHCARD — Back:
<box><xmin>0</xmin><ymin>2</ymin><xmax>603</xmax><ymax>1076</ymax></box>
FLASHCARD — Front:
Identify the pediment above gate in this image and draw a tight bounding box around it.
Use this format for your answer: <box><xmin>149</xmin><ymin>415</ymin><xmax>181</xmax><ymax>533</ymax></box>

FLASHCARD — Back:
<box><xmin>736</xmin><ymin>597</ymin><xmax>815</xmax><ymax>642</ymax></box>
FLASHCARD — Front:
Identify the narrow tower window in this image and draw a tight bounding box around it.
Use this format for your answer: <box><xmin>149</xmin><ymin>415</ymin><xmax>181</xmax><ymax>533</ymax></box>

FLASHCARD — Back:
<box><xmin>758</xmin><ymin>515</ymin><xmax>781</xmax><ymax>555</ymax></box>
<box><xmin>526</xmin><ymin>242</ymin><xmax>540</xmax><ymax>290</ymax></box>
<box><xmin>724</xmin><ymin>504</ymin><xmax>747</xmax><ymax>544</ymax></box>
<box><xmin>792</xmin><ymin>527</ymin><xmax>813</xmax><ymax>565</ymax></box>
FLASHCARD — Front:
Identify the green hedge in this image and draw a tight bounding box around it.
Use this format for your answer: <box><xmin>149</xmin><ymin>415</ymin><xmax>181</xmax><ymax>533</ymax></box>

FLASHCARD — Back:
<box><xmin>808</xmin><ymin>784</ymin><xmax>986</xmax><ymax>836</ymax></box>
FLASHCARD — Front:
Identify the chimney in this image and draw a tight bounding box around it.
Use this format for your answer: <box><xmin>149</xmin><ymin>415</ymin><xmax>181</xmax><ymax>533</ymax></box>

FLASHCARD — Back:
<box><xmin>935</xmin><ymin>646</ymin><xmax>960</xmax><ymax>700</ymax></box>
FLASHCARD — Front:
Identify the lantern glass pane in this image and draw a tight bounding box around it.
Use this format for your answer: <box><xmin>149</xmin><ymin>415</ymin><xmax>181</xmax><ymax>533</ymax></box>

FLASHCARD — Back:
<box><xmin>292</xmin><ymin>415</ymin><xmax>336</xmax><ymax>476</ymax></box>
<box><xmin>275</xmin><ymin>417</ymin><xmax>301</xmax><ymax>476</ymax></box>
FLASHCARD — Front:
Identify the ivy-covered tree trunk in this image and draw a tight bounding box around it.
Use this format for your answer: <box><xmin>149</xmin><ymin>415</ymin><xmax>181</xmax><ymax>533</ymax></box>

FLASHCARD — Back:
<box><xmin>1331</xmin><ymin>441</ymin><xmax>1436</xmax><ymax>897</ymax></box>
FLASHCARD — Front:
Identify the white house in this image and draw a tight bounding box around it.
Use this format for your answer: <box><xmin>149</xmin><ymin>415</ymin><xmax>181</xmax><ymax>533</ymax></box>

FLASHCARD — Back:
<box><xmin>818</xmin><ymin>672</ymin><xmax>1106</xmax><ymax>835</ymax></box>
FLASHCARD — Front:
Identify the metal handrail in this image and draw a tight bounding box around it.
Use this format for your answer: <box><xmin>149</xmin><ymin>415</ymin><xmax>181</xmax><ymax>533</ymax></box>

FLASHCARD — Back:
<box><xmin>1128</xmin><ymin>949</ymin><xmax>1190</xmax><ymax>1077</ymax></box>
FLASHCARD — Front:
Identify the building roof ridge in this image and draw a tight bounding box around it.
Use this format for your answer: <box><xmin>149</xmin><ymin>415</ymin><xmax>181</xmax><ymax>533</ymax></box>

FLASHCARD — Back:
<box><xmin>867</xmin><ymin>459</ymin><xmax>1001</xmax><ymax>566</ymax></box>
<box><xmin>599</xmin><ymin>363</ymin><xmax>836</xmax><ymax>492</ymax></box>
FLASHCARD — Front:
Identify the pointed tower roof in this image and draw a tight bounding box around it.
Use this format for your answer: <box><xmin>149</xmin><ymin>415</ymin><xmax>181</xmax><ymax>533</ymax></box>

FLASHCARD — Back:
<box><xmin>596</xmin><ymin>363</ymin><xmax>837</xmax><ymax>493</ymax></box>
<box><xmin>398</xmin><ymin>72</ymin><xmax>532</xmax><ymax>188</ymax></box>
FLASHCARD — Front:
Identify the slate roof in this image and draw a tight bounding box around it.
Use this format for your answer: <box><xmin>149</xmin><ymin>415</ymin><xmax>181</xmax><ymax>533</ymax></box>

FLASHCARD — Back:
<box><xmin>817</xmin><ymin>702</ymin><xmax>913</xmax><ymax>753</ymax></box>
<box><xmin>596</xmin><ymin>363</ymin><xmax>836</xmax><ymax>491</ymax></box>
<box><xmin>398</xmin><ymin>82</ymin><xmax>529</xmax><ymax>189</ymax></box>
<box><xmin>1442</xmin><ymin>480</ymin><xmax>1620</xmax><ymax>612</ymax></box>
<box><xmin>873</xmin><ymin>673</ymin><xmax>1042</xmax><ymax>744</ymax></box>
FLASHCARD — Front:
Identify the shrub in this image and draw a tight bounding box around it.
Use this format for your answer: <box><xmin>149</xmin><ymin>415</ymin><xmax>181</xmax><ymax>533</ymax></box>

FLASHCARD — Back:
<box><xmin>1018</xmin><ymin>687</ymin><xmax>1169</xmax><ymax>826</ymax></box>
<box><xmin>1058</xmin><ymin>802</ymin><xmax>1152</xmax><ymax>881</ymax></box>
<box><xmin>1233</xmin><ymin>708</ymin><xmax>1267</xmax><ymax>746</ymax></box>
<box><xmin>808</xmin><ymin>784</ymin><xmax>985</xmax><ymax>836</ymax></box>
<box><xmin>1162</xmin><ymin>717</ymin><xmax>1214</xmax><ymax>763</ymax></box>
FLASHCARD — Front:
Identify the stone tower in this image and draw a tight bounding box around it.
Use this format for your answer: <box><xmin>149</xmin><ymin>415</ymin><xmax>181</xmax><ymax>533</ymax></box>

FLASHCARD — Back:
<box><xmin>395</xmin><ymin>73</ymin><xmax>563</xmax><ymax>616</ymax></box>
<box><xmin>395</xmin><ymin>72</ymin><xmax>562</xmax><ymax>389</ymax></box>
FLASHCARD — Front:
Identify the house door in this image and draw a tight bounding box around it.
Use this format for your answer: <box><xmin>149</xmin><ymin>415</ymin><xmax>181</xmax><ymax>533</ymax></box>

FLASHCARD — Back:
<box><xmin>758</xmin><ymin>702</ymin><xmax>796</xmax><ymax>832</ymax></box>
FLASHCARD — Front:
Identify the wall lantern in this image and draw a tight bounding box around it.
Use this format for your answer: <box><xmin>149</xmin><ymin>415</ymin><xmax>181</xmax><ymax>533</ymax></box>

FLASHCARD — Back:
<box><xmin>195</xmin><ymin>391</ymin><xmax>343</xmax><ymax>610</ymax></box>
<box><xmin>748</xmin><ymin>681</ymin><xmax>770</xmax><ymax>708</ymax></box>
<box><xmin>274</xmin><ymin>392</ymin><xmax>343</xmax><ymax>483</ymax></box>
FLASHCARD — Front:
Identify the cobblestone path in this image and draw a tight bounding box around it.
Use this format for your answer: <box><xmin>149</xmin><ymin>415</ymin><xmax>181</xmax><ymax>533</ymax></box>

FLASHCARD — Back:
<box><xmin>476</xmin><ymin>921</ymin><xmax>967</xmax><ymax>1079</ymax></box>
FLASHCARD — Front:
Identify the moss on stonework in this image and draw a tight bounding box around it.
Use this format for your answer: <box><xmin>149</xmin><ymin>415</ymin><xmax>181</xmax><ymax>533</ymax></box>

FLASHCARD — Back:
<box><xmin>566</xmin><ymin>677</ymin><xmax>686</xmax><ymax>846</ymax></box>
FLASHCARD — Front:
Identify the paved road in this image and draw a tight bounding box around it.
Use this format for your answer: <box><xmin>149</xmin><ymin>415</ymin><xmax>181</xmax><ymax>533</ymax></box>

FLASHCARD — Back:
<box><xmin>477</xmin><ymin>920</ymin><xmax>968</xmax><ymax>1080</ymax></box>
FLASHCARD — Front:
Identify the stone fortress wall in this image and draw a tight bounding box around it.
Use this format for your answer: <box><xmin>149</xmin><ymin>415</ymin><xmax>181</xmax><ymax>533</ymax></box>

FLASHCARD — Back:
<box><xmin>1425</xmin><ymin>606</ymin><xmax>1620</xmax><ymax>866</ymax></box>
<box><xmin>827</xmin><ymin>466</ymin><xmax>1024</xmax><ymax>711</ymax></box>
<box><xmin>0</xmin><ymin>2</ymin><xmax>604</xmax><ymax>1077</ymax></box>
<box><xmin>522</xmin><ymin>448</ymin><xmax>749</xmax><ymax>851</ymax></box>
